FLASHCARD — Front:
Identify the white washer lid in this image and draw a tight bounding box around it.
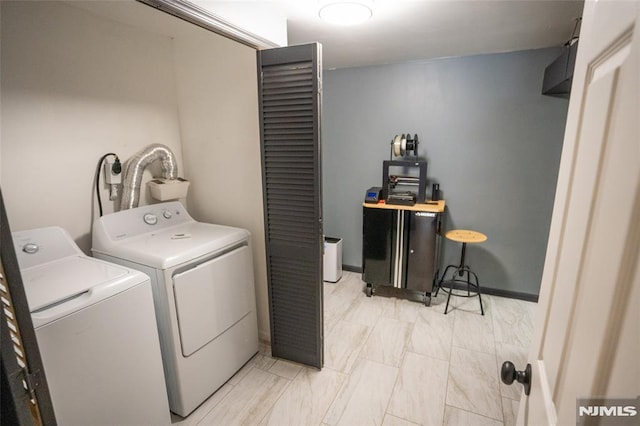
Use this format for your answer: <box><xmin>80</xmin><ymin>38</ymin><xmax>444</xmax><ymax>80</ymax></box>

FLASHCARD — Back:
<box><xmin>21</xmin><ymin>256</ymin><xmax>137</xmax><ymax>312</ymax></box>
<box><xmin>13</xmin><ymin>226</ymin><xmax>148</xmax><ymax>317</ymax></box>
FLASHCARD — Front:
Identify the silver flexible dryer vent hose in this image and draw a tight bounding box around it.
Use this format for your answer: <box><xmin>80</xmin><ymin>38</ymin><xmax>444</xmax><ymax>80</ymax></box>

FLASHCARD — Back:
<box><xmin>120</xmin><ymin>143</ymin><xmax>178</xmax><ymax>210</ymax></box>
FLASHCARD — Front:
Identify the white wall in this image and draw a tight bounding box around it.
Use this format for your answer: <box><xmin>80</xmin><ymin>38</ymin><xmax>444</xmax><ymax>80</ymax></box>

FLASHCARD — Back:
<box><xmin>1</xmin><ymin>1</ymin><xmax>269</xmax><ymax>340</ymax></box>
<box><xmin>1</xmin><ymin>1</ymin><xmax>184</xmax><ymax>252</ymax></box>
<box><xmin>172</xmin><ymin>29</ymin><xmax>269</xmax><ymax>341</ymax></box>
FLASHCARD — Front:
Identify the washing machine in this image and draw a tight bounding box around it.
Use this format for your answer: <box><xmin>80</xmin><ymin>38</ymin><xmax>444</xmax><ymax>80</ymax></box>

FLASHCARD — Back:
<box><xmin>91</xmin><ymin>201</ymin><xmax>259</xmax><ymax>417</ymax></box>
<box><xmin>12</xmin><ymin>226</ymin><xmax>170</xmax><ymax>426</ymax></box>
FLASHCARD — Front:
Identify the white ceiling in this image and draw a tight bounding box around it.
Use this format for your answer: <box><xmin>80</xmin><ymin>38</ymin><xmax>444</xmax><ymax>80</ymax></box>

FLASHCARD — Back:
<box><xmin>206</xmin><ymin>0</ymin><xmax>584</xmax><ymax>69</ymax></box>
<box><xmin>74</xmin><ymin>1</ymin><xmax>585</xmax><ymax>70</ymax></box>
<box><xmin>287</xmin><ymin>0</ymin><xmax>584</xmax><ymax>69</ymax></box>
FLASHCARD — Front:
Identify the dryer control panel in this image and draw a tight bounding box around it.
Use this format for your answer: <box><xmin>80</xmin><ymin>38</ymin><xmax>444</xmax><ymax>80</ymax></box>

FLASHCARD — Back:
<box><xmin>94</xmin><ymin>201</ymin><xmax>193</xmax><ymax>242</ymax></box>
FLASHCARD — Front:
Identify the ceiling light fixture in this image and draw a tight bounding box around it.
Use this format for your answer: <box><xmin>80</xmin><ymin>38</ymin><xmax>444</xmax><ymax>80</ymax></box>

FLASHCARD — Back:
<box><xmin>319</xmin><ymin>1</ymin><xmax>373</xmax><ymax>26</ymax></box>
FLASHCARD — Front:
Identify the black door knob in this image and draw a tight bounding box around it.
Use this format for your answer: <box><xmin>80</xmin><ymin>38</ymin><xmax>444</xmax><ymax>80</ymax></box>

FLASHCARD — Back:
<box><xmin>501</xmin><ymin>361</ymin><xmax>532</xmax><ymax>396</ymax></box>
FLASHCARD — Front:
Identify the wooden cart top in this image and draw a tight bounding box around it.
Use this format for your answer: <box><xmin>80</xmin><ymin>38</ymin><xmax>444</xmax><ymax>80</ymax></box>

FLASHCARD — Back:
<box><xmin>362</xmin><ymin>199</ymin><xmax>445</xmax><ymax>213</ymax></box>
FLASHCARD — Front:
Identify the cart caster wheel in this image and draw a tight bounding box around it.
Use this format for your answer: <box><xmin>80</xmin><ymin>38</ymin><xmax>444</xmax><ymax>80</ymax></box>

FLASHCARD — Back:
<box><xmin>366</xmin><ymin>285</ymin><xmax>373</xmax><ymax>297</ymax></box>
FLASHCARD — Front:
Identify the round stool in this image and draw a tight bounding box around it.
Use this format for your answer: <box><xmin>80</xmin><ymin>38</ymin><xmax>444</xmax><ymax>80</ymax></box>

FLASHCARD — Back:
<box><xmin>436</xmin><ymin>229</ymin><xmax>487</xmax><ymax>315</ymax></box>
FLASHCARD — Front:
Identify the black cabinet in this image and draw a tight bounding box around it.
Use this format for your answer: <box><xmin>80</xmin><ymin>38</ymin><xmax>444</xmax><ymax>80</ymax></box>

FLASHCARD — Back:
<box><xmin>362</xmin><ymin>205</ymin><xmax>442</xmax><ymax>305</ymax></box>
<box><xmin>406</xmin><ymin>211</ymin><xmax>439</xmax><ymax>291</ymax></box>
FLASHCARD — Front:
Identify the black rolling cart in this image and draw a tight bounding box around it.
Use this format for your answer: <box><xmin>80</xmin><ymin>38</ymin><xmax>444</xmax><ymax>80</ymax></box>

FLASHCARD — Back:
<box><xmin>361</xmin><ymin>200</ymin><xmax>445</xmax><ymax>306</ymax></box>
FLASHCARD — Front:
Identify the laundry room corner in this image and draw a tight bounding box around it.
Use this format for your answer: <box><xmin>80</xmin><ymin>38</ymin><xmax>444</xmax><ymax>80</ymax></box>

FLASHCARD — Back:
<box><xmin>0</xmin><ymin>1</ymin><xmax>185</xmax><ymax>253</ymax></box>
<box><xmin>0</xmin><ymin>0</ymin><xmax>271</xmax><ymax>342</ymax></box>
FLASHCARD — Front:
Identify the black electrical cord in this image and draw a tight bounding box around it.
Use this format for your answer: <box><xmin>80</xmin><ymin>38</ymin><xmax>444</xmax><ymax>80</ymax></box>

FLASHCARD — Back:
<box><xmin>95</xmin><ymin>153</ymin><xmax>121</xmax><ymax>217</ymax></box>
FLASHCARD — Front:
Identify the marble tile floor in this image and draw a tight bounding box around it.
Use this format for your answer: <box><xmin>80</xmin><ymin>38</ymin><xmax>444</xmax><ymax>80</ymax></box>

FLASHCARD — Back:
<box><xmin>172</xmin><ymin>271</ymin><xmax>536</xmax><ymax>426</ymax></box>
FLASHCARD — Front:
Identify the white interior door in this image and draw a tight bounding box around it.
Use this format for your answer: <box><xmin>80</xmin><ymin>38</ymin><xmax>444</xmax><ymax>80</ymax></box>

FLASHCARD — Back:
<box><xmin>510</xmin><ymin>1</ymin><xmax>640</xmax><ymax>424</ymax></box>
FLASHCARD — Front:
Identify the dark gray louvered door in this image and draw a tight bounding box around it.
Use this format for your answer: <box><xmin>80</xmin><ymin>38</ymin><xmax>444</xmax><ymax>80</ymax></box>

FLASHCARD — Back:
<box><xmin>1</xmin><ymin>190</ymin><xmax>57</xmax><ymax>425</ymax></box>
<box><xmin>257</xmin><ymin>43</ymin><xmax>323</xmax><ymax>368</ymax></box>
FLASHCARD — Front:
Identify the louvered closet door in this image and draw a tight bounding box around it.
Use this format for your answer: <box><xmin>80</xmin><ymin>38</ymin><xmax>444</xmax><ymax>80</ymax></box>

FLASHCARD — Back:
<box><xmin>257</xmin><ymin>43</ymin><xmax>323</xmax><ymax>368</ymax></box>
<box><xmin>1</xmin><ymin>190</ymin><xmax>57</xmax><ymax>424</ymax></box>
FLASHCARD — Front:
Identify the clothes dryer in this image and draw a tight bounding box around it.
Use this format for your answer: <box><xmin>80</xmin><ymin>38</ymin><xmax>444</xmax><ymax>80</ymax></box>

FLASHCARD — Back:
<box><xmin>13</xmin><ymin>226</ymin><xmax>170</xmax><ymax>426</ymax></box>
<box><xmin>92</xmin><ymin>201</ymin><xmax>259</xmax><ymax>417</ymax></box>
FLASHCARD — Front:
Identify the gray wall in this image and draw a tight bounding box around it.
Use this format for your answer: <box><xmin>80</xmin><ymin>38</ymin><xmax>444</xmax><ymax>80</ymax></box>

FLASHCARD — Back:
<box><xmin>322</xmin><ymin>48</ymin><xmax>569</xmax><ymax>296</ymax></box>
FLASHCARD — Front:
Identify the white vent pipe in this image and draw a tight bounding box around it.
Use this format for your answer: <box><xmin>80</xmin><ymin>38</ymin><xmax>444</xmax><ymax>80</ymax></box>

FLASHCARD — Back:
<box><xmin>120</xmin><ymin>144</ymin><xmax>178</xmax><ymax>210</ymax></box>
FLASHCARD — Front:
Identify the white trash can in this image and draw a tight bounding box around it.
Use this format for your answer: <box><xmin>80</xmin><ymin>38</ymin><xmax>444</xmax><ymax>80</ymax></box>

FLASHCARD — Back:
<box><xmin>323</xmin><ymin>237</ymin><xmax>342</xmax><ymax>283</ymax></box>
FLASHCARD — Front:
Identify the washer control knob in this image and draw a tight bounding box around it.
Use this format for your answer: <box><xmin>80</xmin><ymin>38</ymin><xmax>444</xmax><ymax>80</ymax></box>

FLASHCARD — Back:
<box><xmin>22</xmin><ymin>243</ymin><xmax>39</xmax><ymax>254</ymax></box>
<box><xmin>163</xmin><ymin>210</ymin><xmax>172</xmax><ymax>220</ymax></box>
<box><xmin>143</xmin><ymin>213</ymin><xmax>158</xmax><ymax>225</ymax></box>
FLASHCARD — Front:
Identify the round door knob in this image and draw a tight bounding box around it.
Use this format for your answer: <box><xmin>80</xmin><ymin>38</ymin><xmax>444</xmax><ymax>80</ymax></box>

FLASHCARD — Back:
<box><xmin>501</xmin><ymin>361</ymin><xmax>532</xmax><ymax>396</ymax></box>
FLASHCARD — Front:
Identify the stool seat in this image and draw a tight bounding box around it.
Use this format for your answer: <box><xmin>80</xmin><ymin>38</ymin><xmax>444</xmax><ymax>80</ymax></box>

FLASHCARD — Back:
<box><xmin>445</xmin><ymin>229</ymin><xmax>487</xmax><ymax>244</ymax></box>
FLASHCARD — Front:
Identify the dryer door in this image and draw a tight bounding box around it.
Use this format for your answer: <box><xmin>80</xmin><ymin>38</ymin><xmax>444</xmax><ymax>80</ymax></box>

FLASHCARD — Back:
<box><xmin>173</xmin><ymin>245</ymin><xmax>255</xmax><ymax>357</ymax></box>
